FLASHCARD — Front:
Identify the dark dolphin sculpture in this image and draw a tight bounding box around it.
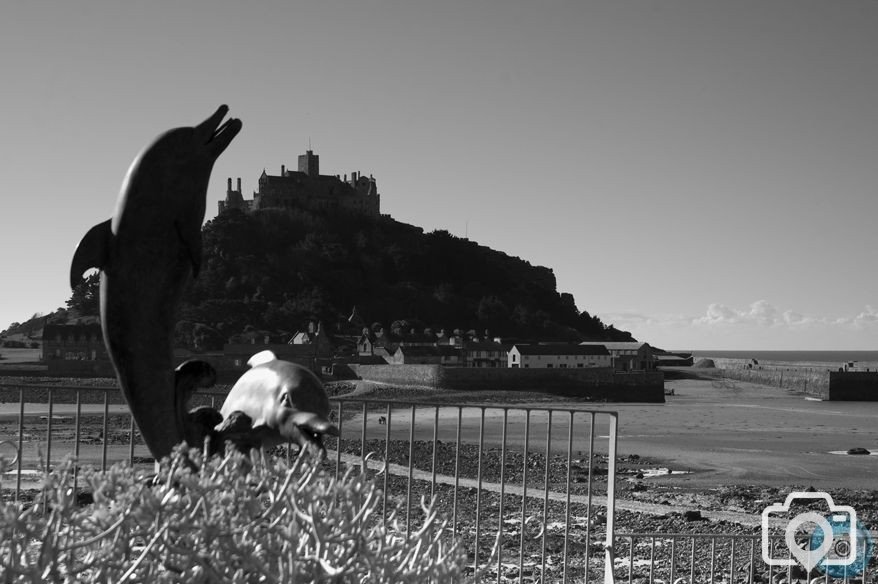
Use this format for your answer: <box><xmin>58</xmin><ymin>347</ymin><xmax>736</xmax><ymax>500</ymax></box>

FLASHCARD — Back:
<box><xmin>69</xmin><ymin>106</ymin><xmax>242</xmax><ymax>460</ymax></box>
<box><xmin>218</xmin><ymin>351</ymin><xmax>339</xmax><ymax>453</ymax></box>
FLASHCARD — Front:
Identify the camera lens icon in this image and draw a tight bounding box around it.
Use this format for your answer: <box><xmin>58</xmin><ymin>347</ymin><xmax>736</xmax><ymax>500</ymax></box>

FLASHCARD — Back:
<box><xmin>809</xmin><ymin>513</ymin><xmax>874</xmax><ymax>579</ymax></box>
<box><xmin>762</xmin><ymin>491</ymin><xmax>872</xmax><ymax>577</ymax></box>
<box><xmin>834</xmin><ymin>538</ymin><xmax>851</xmax><ymax>558</ymax></box>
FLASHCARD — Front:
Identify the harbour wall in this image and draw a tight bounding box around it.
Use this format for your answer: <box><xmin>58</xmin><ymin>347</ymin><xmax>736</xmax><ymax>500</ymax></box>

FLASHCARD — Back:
<box><xmin>703</xmin><ymin>361</ymin><xmax>878</xmax><ymax>400</ymax></box>
<box><xmin>346</xmin><ymin>365</ymin><xmax>665</xmax><ymax>402</ymax></box>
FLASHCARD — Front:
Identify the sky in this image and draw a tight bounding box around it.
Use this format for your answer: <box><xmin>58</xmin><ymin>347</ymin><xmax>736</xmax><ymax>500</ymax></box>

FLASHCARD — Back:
<box><xmin>1</xmin><ymin>0</ymin><xmax>877</xmax><ymax>351</ymax></box>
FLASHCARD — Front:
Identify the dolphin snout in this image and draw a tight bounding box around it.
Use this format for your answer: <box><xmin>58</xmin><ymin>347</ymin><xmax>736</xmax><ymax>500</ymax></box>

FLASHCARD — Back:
<box><xmin>196</xmin><ymin>105</ymin><xmax>242</xmax><ymax>157</ymax></box>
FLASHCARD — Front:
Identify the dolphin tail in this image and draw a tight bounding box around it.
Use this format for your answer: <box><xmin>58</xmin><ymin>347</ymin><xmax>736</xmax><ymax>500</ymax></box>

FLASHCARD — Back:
<box><xmin>70</xmin><ymin>219</ymin><xmax>112</xmax><ymax>289</ymax></box>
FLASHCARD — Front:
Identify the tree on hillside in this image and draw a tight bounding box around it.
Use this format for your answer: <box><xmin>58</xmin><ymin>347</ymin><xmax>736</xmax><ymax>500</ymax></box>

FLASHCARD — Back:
<box><xmin>67</xmin><ymin>272</ymin><xmax>100</xmax><ymax>316</ymax></box>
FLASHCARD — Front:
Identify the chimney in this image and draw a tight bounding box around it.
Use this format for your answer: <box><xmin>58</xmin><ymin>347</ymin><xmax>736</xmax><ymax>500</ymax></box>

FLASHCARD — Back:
<box><xmin>281</xmin><ymin>164</ymin><xmax>285</xmax><ymax>175</ymax></box>
<box><xmin>237</xmin><ymin>177</ymin><xmax>241</xmax><ymax>192</ymax></box>
<box><xmin>227</xmin><ymin>177</ymin><xmax>232</xmax><ymax>191</ymax></box>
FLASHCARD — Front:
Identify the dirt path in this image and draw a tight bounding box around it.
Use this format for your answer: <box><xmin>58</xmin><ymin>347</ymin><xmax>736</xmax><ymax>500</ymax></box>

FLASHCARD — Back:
<box><xmin>331</xmin><ymin>450</ymin><xmax>764</xmax><ymax>527</ymax></box>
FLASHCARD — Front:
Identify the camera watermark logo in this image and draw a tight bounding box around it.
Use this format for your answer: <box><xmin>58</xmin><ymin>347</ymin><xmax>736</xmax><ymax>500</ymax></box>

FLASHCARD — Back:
<box><xmin>762</xmin><ymin>491</ymin><xmax>872</xmax><ymax>577</ymax></box>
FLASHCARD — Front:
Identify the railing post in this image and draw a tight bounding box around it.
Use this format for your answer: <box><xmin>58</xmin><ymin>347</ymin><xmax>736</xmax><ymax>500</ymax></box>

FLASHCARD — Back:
<box><xmin>16</xmin><ymin>387</ymin><xmax>24</xmax><ymax>501</ymax></box>
<box><xmin>45</xmin><ymin>389</ymin><xmax>54</xmax><ymax>477</ymax></box>
<box><xmin>604</xmin><ymin>413</ymin><xmax>618</xmax><ymax>584</ymax></box>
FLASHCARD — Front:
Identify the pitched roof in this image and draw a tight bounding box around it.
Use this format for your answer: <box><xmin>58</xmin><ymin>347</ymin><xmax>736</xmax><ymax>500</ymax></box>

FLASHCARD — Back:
<box><xmin>512</xmin><ymin>344</ymin><xmax>610</xmax><ymax>356</ymax></box>
<box><xmin>465</xmin><ymin>341</ymin><xmax>512</xmax><ymax>352</ymax></box>
<box><xmin>396</xmin><ymin>346</ymin><xmax>461</xmax><ymax>357</ymax></box>
<box><xmin>580</xmin><ymin>342</ymin><xmax>649</xmax><ymax>351</ymax></box>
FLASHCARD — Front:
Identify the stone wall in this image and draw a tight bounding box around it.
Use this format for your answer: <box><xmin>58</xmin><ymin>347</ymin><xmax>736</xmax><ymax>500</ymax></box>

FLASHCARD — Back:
<box><xmin>701</xmin><ymin>367</ymin><xmax>829</xmax><ymax>397</ymax></box>
<box><xmin>348</xmin><ymin>365</ymin><xmax>665</xmax><ymax>402</ymax></box>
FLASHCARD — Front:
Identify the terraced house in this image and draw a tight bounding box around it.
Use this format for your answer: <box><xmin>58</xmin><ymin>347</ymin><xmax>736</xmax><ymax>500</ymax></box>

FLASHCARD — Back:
<box><xmin>507</xmin><ymin>344</ymin><xmax>611</xmax><ymax>369</ymax></box>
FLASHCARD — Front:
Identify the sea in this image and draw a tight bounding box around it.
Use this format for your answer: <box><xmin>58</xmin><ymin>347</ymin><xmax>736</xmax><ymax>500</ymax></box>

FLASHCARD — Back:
<box><xmin>687</xmin><ymin>350</ymin><xmax>878</xmax><ymax>370</ymax></box>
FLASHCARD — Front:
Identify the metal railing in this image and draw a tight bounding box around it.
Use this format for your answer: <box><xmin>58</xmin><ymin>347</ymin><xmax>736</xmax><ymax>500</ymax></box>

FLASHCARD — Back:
<box><xmin>612</xmin><ymin>532</ymin><xmax>875</xmax><ymax>584</ymax></box>
<box><xmin>0</xmin><ymin>384</ymin><xmax>621</xmax><ymax>583</ymax></box>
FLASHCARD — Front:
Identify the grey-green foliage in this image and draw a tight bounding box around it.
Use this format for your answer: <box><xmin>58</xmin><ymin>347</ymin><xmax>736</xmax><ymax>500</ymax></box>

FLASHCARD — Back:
<box><xmin>0</xmin><ymin>448</ymin><xmax>468</xmax><ymax>583</ymax></box>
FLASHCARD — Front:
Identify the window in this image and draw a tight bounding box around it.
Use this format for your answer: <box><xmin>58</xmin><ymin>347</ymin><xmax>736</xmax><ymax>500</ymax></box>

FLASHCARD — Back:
<box><xmin>547</xmin><ymin>364</ymin><xmax>553</xmax><ymax>368</ymax></box>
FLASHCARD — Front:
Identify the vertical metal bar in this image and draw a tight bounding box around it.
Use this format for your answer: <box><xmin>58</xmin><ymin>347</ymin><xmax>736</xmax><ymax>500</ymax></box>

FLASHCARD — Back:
<box><xmin>406</xmin><ymin>404</ymin><xmax>415</xmax><ymax>539</ymax></box>
<box><xmin>474</xmin><ymin>407</ymin><xmax>486</xmax><ymax>572</ymax></box>
<box><xmin>690</xmin><ymin>536</ymin><xmax>696</xmax><ymax>584</ymax></box>
<box><xmin>128</xmin><ymin>415</ymin><xmax>136</xmax><ymax>464</ymax></box>
<box><xmin>709</xmin><ymin>537</ymin><xmax>716</xmax><ymax>584</ymax></box>
<box><xmin>585</xmin><ymin>412</ymin><xmax>595</xmax><ymax>584</ymax></box>
<box><xmin>453</xmin><ymin>406</ymin><xmax>462</xmax><ymax>536</ymax></box>
<box><xmin>496</xmin><ymin>407</ymin><xmax>508</xmax><ymax>584</ymax></box>
<box><xmin>669</xmin><ymin>537</ymin><xmax>676</xmax><ymax>583</ymax></box>
<box><xmin>45</xmin><ymin>389</ymin><xmax>54</xmax><ymax>476</ymax></box>
<box><xmin>563</xmin><ymin>410</ymin><xmax>573</xmax><ymax>584</ymax></box>
<box><xmin>518</xmin><ymin>409</ymin><xmax>531</xmax><ymax>584</ymax></box>
<box><xmin>383</xmin><ymin>403</ymin><xmax>391</xmax><ymax>526</ymax></box>
<box><xmin>101</xmin><ymin>391</ymin><xmax>109</xmax><ymax>471</ymax></box>
<box><xmin>541</xmin><ymin>410</ymin><xmax>553</xmax><ymax>580</ymax></box>
<box><xmin>360</xmin><ymin>402</ymin><xmax>368</xmax><ymax>471</ymax></box>
<box><xmin>729</xmin><ymin>538</ymin><xmax>736</xmax><ymax>584</ymax></box>
<box><xmin>16</xmin><ymin>388</ymin><xmax>24</xmax><ymax>501</ymax></box>
<box><xmin>431</xmin><ymin>406</ymin><xmax>439</xmax><ymax>502</ymax></box>
<box><xmin>335</xmin><ymin>401</ymin><xmax>344</xmax><ymax>481</ymax></box>
<box><xmin>649</xmin><ymin>536</ymin><xmax>655</xmax><ymax>584</ymax></box>
<box><xmin>73</xmin><ymin>390</ymin><xmax>82</xmax><ymax>496</ymax></box>
<box><xmin>604</xmin><ymin>413</ymin><xmax>619</xmax><ymax>584</ymax></box>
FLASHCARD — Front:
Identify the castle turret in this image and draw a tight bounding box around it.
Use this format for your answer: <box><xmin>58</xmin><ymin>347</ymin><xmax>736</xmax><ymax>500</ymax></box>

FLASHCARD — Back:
<box><xmin>298</xmin><ymin>150</ymin><xmax>319</xmax><ymax>176</ymax></box>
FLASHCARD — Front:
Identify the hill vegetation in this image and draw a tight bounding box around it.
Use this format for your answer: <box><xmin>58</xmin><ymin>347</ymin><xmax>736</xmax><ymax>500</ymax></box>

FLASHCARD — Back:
<box><xmin>11</xmin><ymin>206</ymin><xmax>634</xmax><ymax>347</ymax></box>
<box><xmin>177</xmin><ymin>207</ymin><xmax>633</xmax><ymax>345</ymax></box>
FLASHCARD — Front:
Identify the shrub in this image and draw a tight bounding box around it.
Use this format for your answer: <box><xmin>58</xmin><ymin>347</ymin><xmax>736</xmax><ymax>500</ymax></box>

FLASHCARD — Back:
<box><xmin>0</xmin><ymin>448</ymin><xmax>469</xmax><ymax>583</ymax></box>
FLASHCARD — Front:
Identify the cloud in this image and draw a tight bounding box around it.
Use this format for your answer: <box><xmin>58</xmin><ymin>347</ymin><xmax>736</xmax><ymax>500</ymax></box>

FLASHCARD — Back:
<box><xmin>605</xmin><ymin>301</ymin><xmax>878</xmax><ymax>332</ymax></box>
<box><xmin>694</xmin><ymin>300</ymin><xmax>789</xmax><ymax>327</ymax></box>
<box><xmin>600</xmin><ymin>301</ymin><xmax>878</xmax><ymax>350</ymax></box>
<box><xmin>849</xmin><ymin>305</ymin><xmax>878</xmax><ymax>329</ymax></box>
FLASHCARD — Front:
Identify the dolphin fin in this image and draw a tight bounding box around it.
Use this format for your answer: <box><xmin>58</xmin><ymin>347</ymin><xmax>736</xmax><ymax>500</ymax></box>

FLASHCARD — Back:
<box><xmin>174</xmin><ymin>221</ymin><xmax>202</xmax><ymax>278</ymax></box>
<box><xmin>248</xmin><ymin>350</ymin><xmax>278</xmax><ymax>368</ymax></box>
<box><xmin>70</xmin><ymin>219</ymin><xmax>111</xmax><ymax>289</ymax></box>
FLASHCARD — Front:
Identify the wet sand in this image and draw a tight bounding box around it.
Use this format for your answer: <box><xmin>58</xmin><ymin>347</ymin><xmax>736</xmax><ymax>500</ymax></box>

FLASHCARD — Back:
<box><xmin>344</xmin><ymin>377</ymin><xmax>878</xmax><ymax>489</ymax></box>
<box><xmin>594</xmin><ymin>378</ymin><xmax>878</xmax><ymax>488</ymax></box>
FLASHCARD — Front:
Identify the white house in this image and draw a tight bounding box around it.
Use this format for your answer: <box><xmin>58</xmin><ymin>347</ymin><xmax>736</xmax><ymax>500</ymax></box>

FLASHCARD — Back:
<box><xmin>579</xmin><ymin>341</ymin><xmax>654</xmax><ymax>371</ymax></box>
<box><xmin>508</xmin><ymin>344</ymin><xmax>611</xmax><ymax>369</ymax></box>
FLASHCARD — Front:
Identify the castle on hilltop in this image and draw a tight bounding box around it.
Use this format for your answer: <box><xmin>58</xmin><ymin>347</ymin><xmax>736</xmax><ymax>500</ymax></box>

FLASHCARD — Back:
<box><xmin>218</xmin><ymin>149</ymin><xmax>381</xmax><ymax>217</ymax></box>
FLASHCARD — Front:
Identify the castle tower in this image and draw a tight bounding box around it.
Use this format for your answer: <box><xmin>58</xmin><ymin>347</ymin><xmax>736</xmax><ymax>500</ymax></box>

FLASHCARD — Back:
<box><xmin>298</xmin><ymin>150</ymin><xmax>319</xmax><ymax>176</ymax></box>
